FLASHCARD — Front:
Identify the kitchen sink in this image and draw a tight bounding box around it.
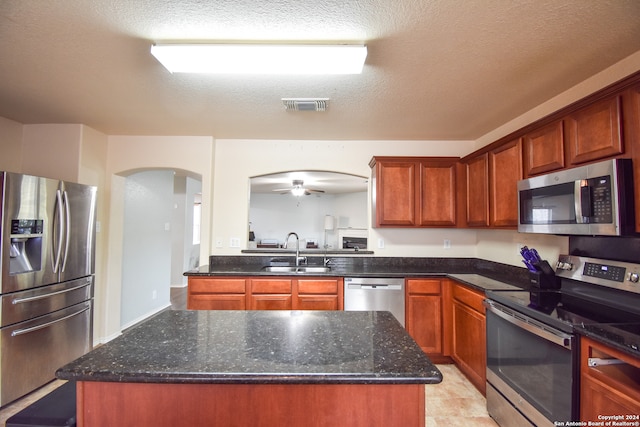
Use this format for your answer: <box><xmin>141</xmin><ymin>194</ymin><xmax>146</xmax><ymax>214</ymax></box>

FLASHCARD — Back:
<box><xmin>262</xmin><ymin>266</ymin><xmax>331</xmax><ymax>274</ymax></box>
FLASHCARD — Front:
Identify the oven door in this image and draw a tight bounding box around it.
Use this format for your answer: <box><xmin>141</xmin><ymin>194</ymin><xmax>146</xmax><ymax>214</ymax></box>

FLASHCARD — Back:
<box><xmin>485</xmin><ymin>300</ymin><xmax>576</xmax><ymax>426</ymax></box>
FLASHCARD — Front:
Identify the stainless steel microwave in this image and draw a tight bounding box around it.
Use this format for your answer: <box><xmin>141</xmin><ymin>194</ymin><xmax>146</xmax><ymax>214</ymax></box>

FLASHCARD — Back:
<box><xmin>517</xmin><ymin>158</ymin><xmax>635</xmax><ymax>236</ymax></box>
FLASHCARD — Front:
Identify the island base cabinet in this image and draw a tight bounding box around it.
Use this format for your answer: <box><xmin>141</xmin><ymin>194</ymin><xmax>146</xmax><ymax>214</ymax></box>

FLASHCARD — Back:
<box><xmin>76</xmin><ymin>381</ymin><xmax>426</xmax><ymax>427</ymax></box>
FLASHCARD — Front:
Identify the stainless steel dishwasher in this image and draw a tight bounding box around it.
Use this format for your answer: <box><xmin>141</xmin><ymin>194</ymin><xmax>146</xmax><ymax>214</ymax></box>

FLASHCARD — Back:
<box><xmin>343</xmin><ymin>277</ymin><xmax>405</xmax><ymax>327</ymax></box>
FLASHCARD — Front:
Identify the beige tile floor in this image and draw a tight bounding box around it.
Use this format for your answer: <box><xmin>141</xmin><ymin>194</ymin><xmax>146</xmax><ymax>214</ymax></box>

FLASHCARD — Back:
<box><xmin>426</xmin><ymin>364</ymin><xmax>499</xmax><ymax>427</ymax></box>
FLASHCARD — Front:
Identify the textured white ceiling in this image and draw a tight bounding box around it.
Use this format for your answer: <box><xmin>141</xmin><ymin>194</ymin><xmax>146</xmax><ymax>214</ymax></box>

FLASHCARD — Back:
<box><xmin>1</xmin><ymin>0</ymin><xmax>639</xmax><ymax>140</ymax></box>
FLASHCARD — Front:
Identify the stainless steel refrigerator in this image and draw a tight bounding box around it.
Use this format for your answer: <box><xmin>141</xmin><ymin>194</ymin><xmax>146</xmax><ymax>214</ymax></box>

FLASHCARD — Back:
<box><xmin>0</xmin><ymin>172</ymin><xmax>96</xmax><ymax>406</ymax></box>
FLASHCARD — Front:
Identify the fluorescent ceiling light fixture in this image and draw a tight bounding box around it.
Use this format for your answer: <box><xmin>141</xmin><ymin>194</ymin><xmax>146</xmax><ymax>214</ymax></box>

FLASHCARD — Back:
<box><xmin>150</xmin><ymin>43</ymin><xmax>367</xmax><ymax>74</ymax></box>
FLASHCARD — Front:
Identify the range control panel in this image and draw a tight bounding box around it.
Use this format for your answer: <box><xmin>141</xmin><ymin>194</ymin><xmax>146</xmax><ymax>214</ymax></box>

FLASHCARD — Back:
<box><xmin>556</xmin><ymin>254</ymin><xmax>640</xmax><ymax>294</ymax></box>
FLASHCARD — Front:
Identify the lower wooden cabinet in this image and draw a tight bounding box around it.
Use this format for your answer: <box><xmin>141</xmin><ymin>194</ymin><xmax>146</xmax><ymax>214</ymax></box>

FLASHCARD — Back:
<box><xmin>295</xmin><ymin>278</ymin><xmax>343</xmax><ymax>310</ymax></box>
<box><xmin>580</xmin><ymin>336</ymin><xmax>640</xmax><ymax>421</ymax></box>
<box><xmin>450</xmin><ymin>282</ymin><xmax>486</xmax><ymax>395</ymax></box>
<box><xmin>249</xmin><ymin>278</ymin><xmax>292</xmax><ymax>310</ymax></box>
<box><xmin>405</xmin><ymin>278</ymin><xmax>449</xmax><ymax>362</ymax></box>
<box><xmin>187</xmin><ymin>276</ymin><xmax>343</xmax><ymax>311</ymax></box>
<box><xmin>187</xmin><ymin>277</ymin><xmax>247</xmax><ymax>310</ymax></box>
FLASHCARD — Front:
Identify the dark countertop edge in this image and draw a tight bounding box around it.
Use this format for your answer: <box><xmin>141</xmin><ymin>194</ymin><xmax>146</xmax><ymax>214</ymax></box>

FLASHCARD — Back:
<box><xmin>185</xmin><ymin>256</ymin><xmax>532</xmax><ymax>290</ymax></box>
<box><xmin>56</xmin><ymin>372</ymin><xmax>443</xmax><ymax>385</ymax></box>
<box><xmin>573</xmin><ymin>325</ymin><xmax>640</xmax><ymax>359</ymax></box>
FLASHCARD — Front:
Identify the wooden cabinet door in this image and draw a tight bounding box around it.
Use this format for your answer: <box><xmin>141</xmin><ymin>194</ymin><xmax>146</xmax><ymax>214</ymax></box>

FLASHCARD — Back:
<box><xmin>419</xmin><ymin>160</ymin><xmax>457</xmax><ymax>226</ymax></box>
<box><xmin>465</xmin><ymin>153</ymin><xmax>489</xmax><ymax>227</ymax></box>
<box><xmin>373</xmin><ymin>160</ymin><xmax>418</xmax><ymax>226</ymax></box>
<box><xmin>451</xmin><ymin>300</ymin><xmax>486</xmax><ymax>394</ymax></box>
<box><xmin>187</xmin><ymin>277</ymin><xmax>247</xmax><ymax>310</ymax></box>
<box><xmin>249</xmin><ymin>279</ymin><xmax>292</xmax><ymax>310</ymax></box>
<box><xmin>623</xmin><ymin>85</ymin><xmax>640</xmax><ymax>233</ymax></box>
<box><xmin>295</xmin><ymin>278</ymin><xmax>341</xmax><ymax>310</ymax></box>
<box><xmin>566</xmin><ymin>96</ymin><xmax>623</xmax><ymax>165</ymax></box>
<box><xmin>405</xmin><ymin>279</ymin><xmax>443</xmax><ymax>357</ymax></box>
<box><xmin>523</xmin><ymin>120</ymin><xmax>565</xmax><ymax>176</ymax></box>
<box><xmin>580</xmin><ymin>336</ymin><xmax>640</xmax><ymax>421</ymax></box>
<box><xmin>451</xmin><ymin>283</ymin><xmax>486</xmax><ymax>395</ymax></box>
<box><xmin>296</xmin><ymin>295</ymin><xmax>338</xmax><ymax>310</ymax></box>
<box><xmin>490</xmin><ymin>138</ymin><xmax>522</xmax><ymax>227</ymax></box>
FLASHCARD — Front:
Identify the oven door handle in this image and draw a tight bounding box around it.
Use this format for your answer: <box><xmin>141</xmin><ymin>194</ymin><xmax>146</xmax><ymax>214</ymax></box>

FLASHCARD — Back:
<box><xmin>485</xmin><ymin>300</ymin><xmax>573</xmax><ymax>350</ymax></box>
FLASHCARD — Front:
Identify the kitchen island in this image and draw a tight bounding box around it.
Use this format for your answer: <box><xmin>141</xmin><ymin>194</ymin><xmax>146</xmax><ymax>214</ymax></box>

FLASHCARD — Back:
<box><xmin>57</xmin><ymin>310</ymin><xmax>442</xmax><ymax>427</ymax></box>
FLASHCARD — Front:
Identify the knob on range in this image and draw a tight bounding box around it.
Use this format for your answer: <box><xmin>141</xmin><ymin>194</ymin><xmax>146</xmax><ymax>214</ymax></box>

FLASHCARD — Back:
<box><xmin>628</xmin><ymin>273</ymin><xmax>640</xmax><ymax>283</ymax></box>
<box><xmin>556</xmin><ymin>261</ymin><xmax>573</xmax><ymax>271</ymax></box>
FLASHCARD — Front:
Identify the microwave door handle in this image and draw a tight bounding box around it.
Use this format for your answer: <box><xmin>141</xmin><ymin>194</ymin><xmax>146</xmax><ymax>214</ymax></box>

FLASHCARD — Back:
<box><xmin>575</xmin><ymin>180</ymin><xmax>586</xmax><ymax>223</ymax></box>
<box><xmin>580</xmin><ymin>185</ymin><xmax>593</xmax><ymax>218</ymax></box>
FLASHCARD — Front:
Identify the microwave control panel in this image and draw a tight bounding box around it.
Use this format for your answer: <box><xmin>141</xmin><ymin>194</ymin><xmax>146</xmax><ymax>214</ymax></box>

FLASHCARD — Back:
<box><xmin>588</xmin><ymin>176</ymin><xmax>612</xmax><ymax>223</ymax></box>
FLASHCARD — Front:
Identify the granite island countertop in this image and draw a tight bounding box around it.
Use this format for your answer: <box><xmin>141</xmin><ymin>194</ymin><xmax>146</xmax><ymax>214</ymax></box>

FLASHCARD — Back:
<box><xmin>57</xmin><ymin>310</ymin><xmax>442</xmax><ymax>385</ymax></box>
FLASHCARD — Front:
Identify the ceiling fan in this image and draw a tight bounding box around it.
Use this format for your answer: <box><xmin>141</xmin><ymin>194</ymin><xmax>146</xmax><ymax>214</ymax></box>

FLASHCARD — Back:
<box><xmin>273</xmin><ymin>180</ymin><xmax>325</xmax><ymax>196</ymax></box>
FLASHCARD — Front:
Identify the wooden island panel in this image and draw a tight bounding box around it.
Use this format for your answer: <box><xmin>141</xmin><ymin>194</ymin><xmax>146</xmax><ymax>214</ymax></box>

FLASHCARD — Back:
<box><xmin>77</xmin><ymin>381</ymin><xmax>425</xmax><ymax>427</ymax></box>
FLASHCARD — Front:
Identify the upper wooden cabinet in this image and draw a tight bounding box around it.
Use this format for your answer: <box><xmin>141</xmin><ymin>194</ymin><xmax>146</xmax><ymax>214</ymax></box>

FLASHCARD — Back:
<box><xmin>523</xmin><ymin>121</ymin><xmax>565</xmax><ymax>177</ymax></box>
<box><xmin>623</xmin><ymin>84</ymin><xmax>640</xmax><ymax>233</ymax></box>
<box><xmin>464</xmin><ymin>154</ymin><xmax>489</xmax><ymax>227</ymax></box>
<box><xmin>490</xmin><ymin>139</ymin><xmax>522</xmax><ymax>227</ymax></box>
<box><xmin>565</xmin><ymin>96</ymin><xmax>623</xmax><ymax>165</ymax></box>
<box><xmin>464</xmin><ymin>142</ymin><xmax>521</xmax><ymax>229</ymax></box>
<box><xmin>370</xmin><ymin>156</ymin><xmax>460</xmax><ymax>228</ymax></box>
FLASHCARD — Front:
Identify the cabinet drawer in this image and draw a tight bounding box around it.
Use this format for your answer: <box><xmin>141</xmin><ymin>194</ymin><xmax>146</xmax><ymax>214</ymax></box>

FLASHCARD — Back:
<box><xmin>452</xmin><ymin>283</ymin><xmax>485</xmax><ymax>313</ymax></box>
<box><xmin>407</xmin><ymin>279</ymin><xmax>441</xmax><ymax>294</ymax></box>
<box><xmin>189</xmin><ymin>278</ymin><xmax>246</xmax><ymax>294</ymax></box>
<box><xmin>188</xmin><ymin>295</ymin><xmax>246</xmax><ymax>310</ymax></box>
<box><xmin>297</xmin><ymin>279</ymin><xmax>338</xmax><ymax>294</ymax></box>
<box><xmin>250</xmin><ymin>279</ymin><xmax>292</xmax><ymax>294</ymax></box>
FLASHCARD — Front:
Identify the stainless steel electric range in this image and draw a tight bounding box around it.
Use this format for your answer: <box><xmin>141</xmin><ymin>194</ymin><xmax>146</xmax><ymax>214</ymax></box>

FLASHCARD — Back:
<box><xmin>484</xmin><ymin>254</ymin><xmax>640</xmax><ymax>427</ymax></box>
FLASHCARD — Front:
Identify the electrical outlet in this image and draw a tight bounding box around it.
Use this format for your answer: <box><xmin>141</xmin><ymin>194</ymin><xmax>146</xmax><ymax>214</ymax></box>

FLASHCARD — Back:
<box><xmin>152</xmin><ymin>290</ymin><xmax>157</xmax><ymax>300</ymax></box>
<box><xmin>215</xmin><ymin>238</ymin><xmax>224</xmax><ymax>248</ymax></box>
<box><xmin>443</xmin><ymin>239</ymin><xmax>451</xmax><ymax>249</ymax></box>
<box><xmin>377</xmin><ymin>238</ymin><xmax>385</xmax><ymax>249</ymax></box>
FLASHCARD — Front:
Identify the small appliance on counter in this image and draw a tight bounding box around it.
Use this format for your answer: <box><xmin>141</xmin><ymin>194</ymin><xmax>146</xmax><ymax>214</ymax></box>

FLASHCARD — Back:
<box><xmin>519</xmin><ymin>246</ymin><xmax>559</xmax><ymax>289</ymax></box>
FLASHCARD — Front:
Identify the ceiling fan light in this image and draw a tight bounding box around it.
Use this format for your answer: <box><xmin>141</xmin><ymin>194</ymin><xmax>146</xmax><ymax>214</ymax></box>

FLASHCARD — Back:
<box><xmin>150</xmin><ymin>43</ymin><xmax>367</xmax><ymax>75</ymax></box>
<box><xmin>291</xmin><ymin>186</ymin><xmax>306</xmax><ymax>197</ymax></box>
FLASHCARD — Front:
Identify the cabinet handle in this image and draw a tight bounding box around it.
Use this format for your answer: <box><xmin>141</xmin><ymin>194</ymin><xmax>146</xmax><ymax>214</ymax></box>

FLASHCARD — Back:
<box><xmin>588</xmin><ymin>357</ymin><xmax>626</xmax><ymax>367</ymax></box>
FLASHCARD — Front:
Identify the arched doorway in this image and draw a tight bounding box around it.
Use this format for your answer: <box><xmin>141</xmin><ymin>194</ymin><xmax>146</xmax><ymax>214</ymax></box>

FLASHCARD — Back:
<box><xmin>119</xmin><ymin>169</ymin><xmax>202</xmax><ymax>329</ymax></box>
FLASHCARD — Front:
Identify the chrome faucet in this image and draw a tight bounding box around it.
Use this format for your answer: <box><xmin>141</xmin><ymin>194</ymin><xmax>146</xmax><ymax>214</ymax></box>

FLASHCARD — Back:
<box><xmin>283</xmin><ymin>232</ymin><xmax>306</xmax><ymax>266</ymax></box>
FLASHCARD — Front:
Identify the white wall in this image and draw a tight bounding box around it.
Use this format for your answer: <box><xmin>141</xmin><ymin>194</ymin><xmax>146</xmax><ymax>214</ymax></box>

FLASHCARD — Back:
<box><xmin>249</xmin><ymin>191</ymin><xmax>367</xmax><ymax>249</ymax></box>
<box><xmin>211</xmin><ymin>139</ymin><xmax>478</xmax><ymax>258</ymax></box>
<box><xmin>121</xmin><ymin>170</ymin><xmax>174</xmax><ymax>328</ymax></box>
<box><xmin>103</xmin><ymin>135</ymin><xmax>214</xmax><ymax>341</ymax></box>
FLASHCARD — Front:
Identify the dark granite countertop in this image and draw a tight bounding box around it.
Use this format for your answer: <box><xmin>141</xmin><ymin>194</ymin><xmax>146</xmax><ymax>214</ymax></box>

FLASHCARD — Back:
<box><xmin>56</xmin><ymin>310</ymin><xmax>442</xmax><ymax>385</ymax></box>
<box><xmin>574</xmin><ymin>323</ymin><xmax>640</xmax><ymax>359</ymax></box>
<box><xmin>185</xmin><ymin>256</ymin><xmax>531</xmax><ymax>292</ymax></box>
<box><xmin>447</xmin><ymin>274</ymin><xmax>525</xmax><ymax>292</ymax></box>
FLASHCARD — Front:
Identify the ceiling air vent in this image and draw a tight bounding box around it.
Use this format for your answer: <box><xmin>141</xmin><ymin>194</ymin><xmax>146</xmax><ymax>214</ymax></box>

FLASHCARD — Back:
<box><xmin>282</xmin><ymin>98</ymin><xmax>329</xmax><ymax>112</ymax></box>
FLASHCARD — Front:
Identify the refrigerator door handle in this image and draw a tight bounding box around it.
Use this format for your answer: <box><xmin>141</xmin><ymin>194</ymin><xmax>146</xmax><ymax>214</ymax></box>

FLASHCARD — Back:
<box><xmin>52</xmin><ymin>189</ymin><xmax>65</xmax><ymax>273</ymax></box>
<box><xmin>11</xmin><ymin>281</ymin><xmax>91</xmax><ymax>304</ymax></box>
<box><xmin>60</xmin><ymin>190</ymin><xmax>71</xmax><ymax>272</ymax></box>
<box><xmin>10</xmin><ymin>304</ymin><xmax>91</xmax><ymax>337</ymax></box>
